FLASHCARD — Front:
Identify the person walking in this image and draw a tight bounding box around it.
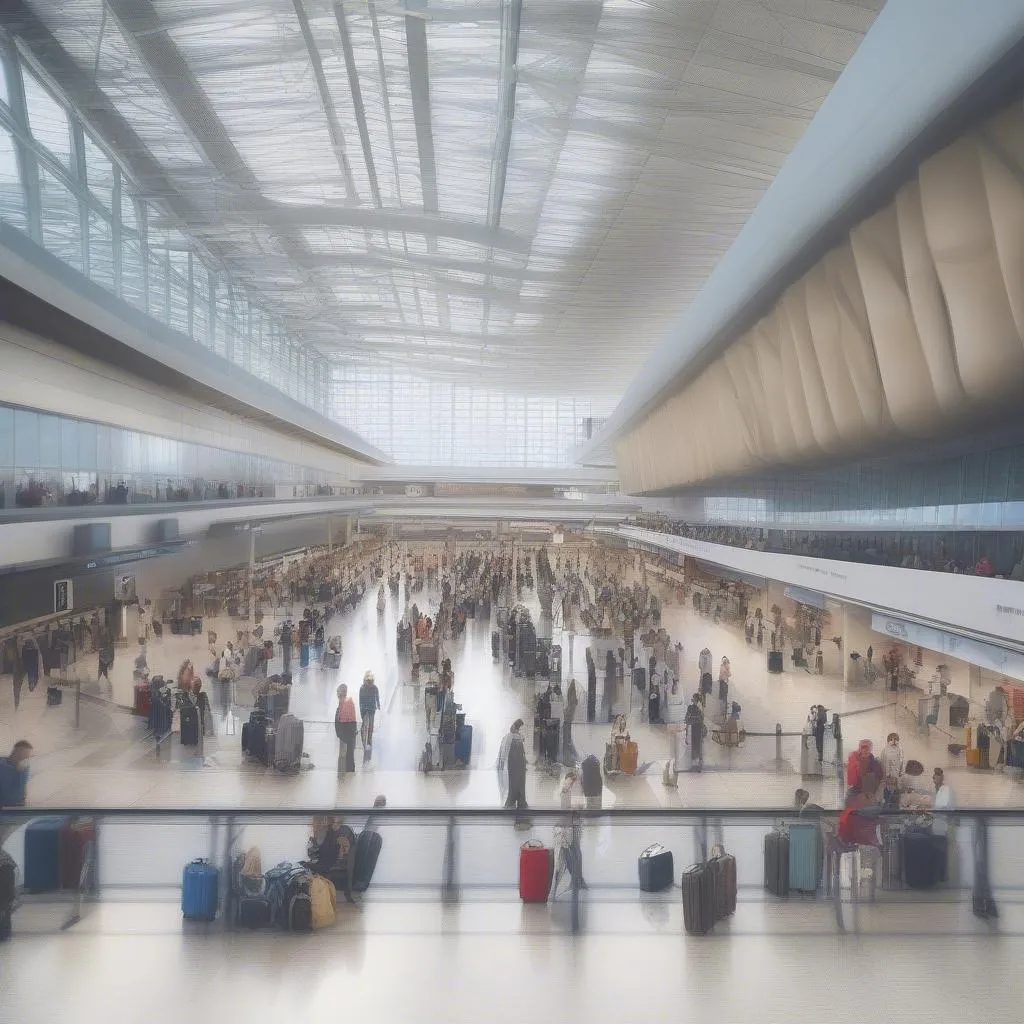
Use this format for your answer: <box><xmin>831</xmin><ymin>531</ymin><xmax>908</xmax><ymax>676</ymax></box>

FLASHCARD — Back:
<box><xmin>585</xmin><ymin>648</ymin><xmax>597</xmax><ymax>723</ymax></box>
<box><xmin>497</xmin><ymin>719</ymin><xmax>529</xmax><ymax>819</ymax></box>
<box><xmin>551</xmin><ymin>769</ymin><xmax>586</xmax><ymax>895</ymax></box>
<box><xmin>335</xmin><ymin>683</ymin><xmax>358</xmax><ymax>775</ymax></box>
<box><xmin>562</xmin><ymin>678</ymin><xmax>579</xmax><ymax>765</ymax></box>
<box><xmin>359</xmin><ymin>670</ymin><xmax>381</xmax><ymax>755</ymax></box>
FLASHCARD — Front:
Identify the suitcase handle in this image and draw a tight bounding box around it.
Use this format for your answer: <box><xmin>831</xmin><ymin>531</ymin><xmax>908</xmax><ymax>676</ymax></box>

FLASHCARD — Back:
<box><xmin>521</xmin><ymin>840</ymin><xmax>544</xmax><ymax>850</ymax></box>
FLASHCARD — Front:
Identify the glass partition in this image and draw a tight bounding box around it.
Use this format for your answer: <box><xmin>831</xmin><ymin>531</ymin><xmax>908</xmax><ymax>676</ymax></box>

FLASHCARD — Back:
<box><xmin>0</xmin><ymin>807</ymin><xmax>1004</xmax><ymax>938</ymax></box>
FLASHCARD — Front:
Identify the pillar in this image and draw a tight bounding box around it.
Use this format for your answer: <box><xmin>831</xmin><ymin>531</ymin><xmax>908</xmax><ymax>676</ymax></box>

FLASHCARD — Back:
<box><xmin>842</xmin><ymin>604</ymin><xmax>850</xmax><ymax>688</ymax></box>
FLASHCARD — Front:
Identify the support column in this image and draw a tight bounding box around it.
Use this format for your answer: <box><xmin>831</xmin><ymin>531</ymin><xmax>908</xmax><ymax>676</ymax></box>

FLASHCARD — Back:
<box><xmin>248</xmin><ymin>528</ymin><xmax>256</xmax><ymax>627</ymax></box>
<box><xmin>842</xmin><ymin>604</ymin><xmax>850</xmax><ymax>689</ymax></box>
<box><xmin>327</xmin><ymin>517</ymin><xmax>333</xmax><ymax>552</ymax></box>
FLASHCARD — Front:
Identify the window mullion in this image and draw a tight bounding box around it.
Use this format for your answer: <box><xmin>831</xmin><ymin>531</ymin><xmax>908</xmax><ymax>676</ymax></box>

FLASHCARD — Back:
<box><xmin>3</xmin><ymin>44</ymin><xmax>40</xmax><ymax>243</ymax></box>
<box><xmin>112</xmin><ymin>169</ymin><xmax>122</xmax><ymax>295</ymax></box>
<box><xmin>71</xmin><ymin>120</ymin><xmax>88</xmax><ymax>278</ymax></box>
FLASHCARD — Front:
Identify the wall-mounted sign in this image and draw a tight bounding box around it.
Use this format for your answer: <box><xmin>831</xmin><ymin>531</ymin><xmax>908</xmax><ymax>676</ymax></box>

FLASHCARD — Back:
<box><xmin>870</xmin><ymin>612</ymin><xmax>1024</xmax><ymax>682</ymax></box>
<box><xmin>54</xmin><ymin>579</ymin><xmax>73</xmax><ymax>614</ymax></box>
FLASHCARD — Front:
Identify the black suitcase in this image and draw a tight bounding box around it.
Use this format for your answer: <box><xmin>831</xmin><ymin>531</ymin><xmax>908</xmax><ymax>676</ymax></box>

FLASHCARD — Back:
<box><xmin>648</xmin><ymin>690</ymin><xmax>661</xmax><ymax>724</ymax></box>
<box><xmin>541</xmin><ymin>719</ymin><xmax>560</xmax><ymax>762</ymax></box>
<box><xmin>180</xmin><ymin>703</ymin><xmax>200</xmax><ymax>746</ymax></box>
<box><xmin>767</xmin><ymin>651</ymin><xmax>784</xmax><ymax>674</ymax></box>
<box><xmin>902</xmin><ymin>830</ymin><xmax>945</xmax><ymax>890</ymax></box>
<box><xmin>764</xmin><ymin>829</ymin><xmax>789</xmax><ymax>897</ymax></box>
<box><xmin>352</xmin><ymin>830</ymin><xmax>383</xmax><ymax>893</ymax></box>
<box><xmin>638</xmin><ymin>845</ymin><xmax>674</xmax><ymax>892</ymax></box>
<box><xmin>681</xmin><ymin>862</ymin><xmax>716</xmax><ymax>935</ymax></box>
<box><xmin>46</xmin><ymin>685</ymin><xmax>62</xmax><ymax>706</ymax></box>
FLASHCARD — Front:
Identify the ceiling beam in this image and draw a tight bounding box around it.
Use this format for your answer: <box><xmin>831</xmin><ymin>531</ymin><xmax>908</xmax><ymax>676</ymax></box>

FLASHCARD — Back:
<box><xmin>487</xmin><ymin>0</ymin><xmax>522</xmax><ymax>231</ymax></box>
<box><xmin>291</xmin><ymin>0</ymin><xmax>360</xmax><ymax>202</ymax></box>
<box><xmin>261</xmin><ymin>203</ymin><xmax>528</xmax><ymax>251</ymax></box>
<box><xmin>334</xmin><ymin>0</ymin><xmax>381</xmax><ymax>207</ymax></box>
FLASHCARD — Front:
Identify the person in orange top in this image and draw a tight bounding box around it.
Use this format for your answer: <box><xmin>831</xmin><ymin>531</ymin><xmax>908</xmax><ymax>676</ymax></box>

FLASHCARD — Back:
<box><xmin>335</xmin><ymin>683</ymin><xmax>358</xmax><ymax>775</ymax></box>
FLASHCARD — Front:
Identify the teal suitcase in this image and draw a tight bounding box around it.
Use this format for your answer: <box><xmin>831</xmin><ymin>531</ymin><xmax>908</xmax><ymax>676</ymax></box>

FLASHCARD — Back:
<box><xmin>788</xmin><ymin>822</ymin><xmax>822</xmax><ymax>893</ymax></box>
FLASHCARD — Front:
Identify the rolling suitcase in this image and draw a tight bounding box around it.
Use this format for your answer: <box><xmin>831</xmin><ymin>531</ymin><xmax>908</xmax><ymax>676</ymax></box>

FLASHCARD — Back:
<box><xmin>454</xmin><ymin>723</ymin><xmax>473</xmax><ymax>765</ymax></box>
<box><xmin>764</xmin><ymin>829</ymin><xmax>790</xmax><ymax>897</ymax></box>
<box><xmin>902</xmin><ymin>829</ymin><xmax>945</xmax><ymax>890</ymax></box>
<box><xmin>581</xmin><ymin>755</ymin><xmax>602</xmax><ymax>799</ymax></box>
<box><xmin>542</xmin><ymin>720</ymin><xmax>560</xmax><ymax>763</ymax></box>
<box><xmin>180</xmin><ymin>703</ymin><xmax>200</xmax><ymax>747</ymax></box>
<box><xmin>24</xmin><ymin>817</ymin><xmax>64</xmax><ymax>892</ymax></box>
<box><xmin>638</xmin><ymin>845</ymin><xmax>674</xmax><ymax>892</ymax></box>
<box><xmin>619</xmin><ymin>740</ymin><xmax>638</xmax><ymax>775</ymax></box>
<box><xmin>46</xmin><ymin>685</ymin><xmax>62</xmax><ymax>706</ymax></box>
<box><xmin>879</xmin><ymin>824</ymin><xmax>904</xmax><ymax>890</ymax></box>
<box><xmin>787</xmin><ymin>822</ymin><xmax>822</xmax><ymax>893</ymax></box>
<box><xmin>648</xmin><ymin>689</ymin><xmax>661</xmax><ymax>724</ymax></box>
<box><xmin>274</xmin><ymin>713</ymin><xmax>304</xmax><ymax>772</ymax></box>
<box><xmin>709</xmin><ymin>844</ymin><xmax>737</xmax><ymax>918</ymax></box>
<box><xmin>181</xmin><ymin>859</ymin><xmax>218</xmax><ymax>920</ymax></box>
<box><xmin>519</xmin><ymin>842</ymin><xmax>553</xmax><ymax>903</ymax></box>
<box><xmin>59</xmin><ymin>818</ymin><xmax>95</xmax><ymax>890</ymax></box>
<box><xmin>767</xmin><ymin>651</ymin><xmax>784</xmax><ymax>674</ymax></box>
<box><xmin>352</xmin><ymin>830</ymin><xmax>383</xmax><ymax>893</ymax></box>
<box><xmin>133</xmin><ymin>682</ymin><xmax>151</xmax><ymax>717</ymax></box>
<box><xmin>0</xmin><ymin>850</ymin><xmax>15</xmax><ymax>941</ymax></box>
<box><xmin>681</xmin><ymin>862</ymin><xmax>716</xmax><ymax>935</ymax></box>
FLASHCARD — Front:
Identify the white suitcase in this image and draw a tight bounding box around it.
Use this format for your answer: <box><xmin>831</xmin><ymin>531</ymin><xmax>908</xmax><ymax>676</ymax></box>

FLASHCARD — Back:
<box><xmin>274</xmin><ymin>713</ymin><xmax>304</xmax><ymax>772</ymax></box>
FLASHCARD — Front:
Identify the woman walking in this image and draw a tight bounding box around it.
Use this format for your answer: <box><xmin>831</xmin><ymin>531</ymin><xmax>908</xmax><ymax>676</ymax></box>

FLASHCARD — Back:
<box><xmin>335</xmin><ymin>683</ymin><xmax>358</xmax><ymax>775</ymax></box>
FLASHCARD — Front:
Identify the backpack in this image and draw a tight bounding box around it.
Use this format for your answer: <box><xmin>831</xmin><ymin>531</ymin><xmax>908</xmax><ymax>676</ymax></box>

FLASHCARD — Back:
<box><xmin>0</xmin><ymin>850</ymin><xmax>17</xmax><ymax>909</ymax></box>
<box><xmin>265</xmin><ymin>863</ymin><xmax>312</xmax><ymax>931</ymax></box>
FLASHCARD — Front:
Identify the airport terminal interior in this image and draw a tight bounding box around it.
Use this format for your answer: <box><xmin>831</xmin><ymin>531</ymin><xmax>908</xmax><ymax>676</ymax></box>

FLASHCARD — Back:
<box><xmin>3</xmin><ymin>1</ymin><xmax>1024</xmax><ymax>1020</ymax></box>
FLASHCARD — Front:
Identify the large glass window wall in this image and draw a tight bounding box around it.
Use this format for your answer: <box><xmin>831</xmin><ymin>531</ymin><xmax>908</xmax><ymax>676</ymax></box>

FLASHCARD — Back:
<box><xmin>0</xmin><ymin>38</ymin><xmax>330</xmax><ymax>419</ymax></box>
<box><xmin>330</xmin><ymin>363</ymin><xmax>600</xmax><ymax>467</ymax></box>
<box><xmin>0</xmin><ymin>402</ymin><xmax>351</xmax><ymax>510</ymax></box>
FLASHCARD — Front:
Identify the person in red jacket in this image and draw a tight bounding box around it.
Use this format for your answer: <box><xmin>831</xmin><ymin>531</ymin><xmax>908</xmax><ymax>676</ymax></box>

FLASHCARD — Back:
<box><xmin>846</xmin><ymin>739</ymin><xmax>881</xmax><ymax>793</ymax></box>
<box><xmin>838</xmin><ymin>772</ymin><xmax>882</xmax><ymax>847</ymax></box>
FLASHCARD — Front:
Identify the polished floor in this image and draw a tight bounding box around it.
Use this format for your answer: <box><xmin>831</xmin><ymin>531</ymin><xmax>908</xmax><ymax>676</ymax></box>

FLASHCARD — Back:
<box><xmin>2</xmin><ymin>898</ymin><xmax>1021</xmax><ymax>1024</ymax></box>
<box><xmin>1</xmin><ymin>555</ymin><xmax>1019</xmax><ymax>813</ymax></box>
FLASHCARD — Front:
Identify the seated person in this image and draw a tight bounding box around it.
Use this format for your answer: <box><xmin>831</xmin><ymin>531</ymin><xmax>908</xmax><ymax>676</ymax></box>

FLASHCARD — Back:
<box><xmin>794</xmin><ymin>788</ymin><xmax>825</xmax><ymax>818</ymax></box>
<box><xmin>898</xmin><ymin>759</ymin><xmax>932</xmax><ymax>810</ymax></box>
<box><xmin>838</xmin><ymin>773</ymin><xmax>883</xmax><ymax>847</ymax></box>
<box><xmin>303</xmin><ymin>815</ymin><xmax>357</xmax><ymax>900</ymax></box>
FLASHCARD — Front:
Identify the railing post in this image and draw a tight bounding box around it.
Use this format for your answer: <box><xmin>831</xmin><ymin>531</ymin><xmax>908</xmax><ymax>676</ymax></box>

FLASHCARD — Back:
<box><xmin>442</xmin><ymin>814</ymin><xmax>458</xmax><ymax>903</ymax></box>
<box><xmin>569</xmin><ymin>810</ymin><xmax>581</xmax><ymax>935</ymax></box>
<box><xmin>775</xmin><ymin>723</ymin><xmax>782</xmax><ymax>764</ymax></box>
<box><xmin>972</xmin><ymin>814</ymin><xmax>997</xmax><ymax>921</ymax></box>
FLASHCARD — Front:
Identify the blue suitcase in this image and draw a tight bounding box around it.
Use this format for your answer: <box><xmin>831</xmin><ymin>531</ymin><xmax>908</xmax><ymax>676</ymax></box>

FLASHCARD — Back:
<box><xmin>182</xmin><ymin>860</ymin><xmax>219</xmax><ymax>920</ymax></box>
<box><xmin>24</xmin><ymin>817</ymin><xmax>64</xmax><ymax>892</ymax></box>
<box><xmin>788</xmin><ymin>822</ymin><xmax>822</xmax><ymax>893</ymax></box>
<box><xmin>453</xmin><ymin>723</ymin><xmax>473</xmax><ymax>765</ymax></box>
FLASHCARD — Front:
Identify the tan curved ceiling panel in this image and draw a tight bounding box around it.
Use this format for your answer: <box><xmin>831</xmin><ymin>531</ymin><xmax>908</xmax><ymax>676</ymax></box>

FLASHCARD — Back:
<box><xmin>616</xmin><ymin>99</ymin><xmax>1024</xmax><ymax>494</ymax></box>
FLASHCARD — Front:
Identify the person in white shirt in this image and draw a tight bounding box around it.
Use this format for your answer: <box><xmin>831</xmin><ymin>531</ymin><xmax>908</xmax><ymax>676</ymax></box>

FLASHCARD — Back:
<box><xmin>931</xmin><ymin>767</ymin><xmax>955</xmax><ymax>835</ymax></box>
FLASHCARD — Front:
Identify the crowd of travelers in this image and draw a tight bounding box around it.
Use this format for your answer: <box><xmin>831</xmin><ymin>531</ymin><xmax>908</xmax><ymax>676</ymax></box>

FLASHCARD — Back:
<box><xmin>634</xmin><ymin>513</ymin><xmax>1021</xmax><ymax>578</ymax></box>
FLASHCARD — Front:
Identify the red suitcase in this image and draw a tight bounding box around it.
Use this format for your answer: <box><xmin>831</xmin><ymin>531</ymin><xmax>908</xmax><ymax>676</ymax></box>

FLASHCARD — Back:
<box><xmin>134</xmin><ymin>681</ymin><xmax>151</xmax><ymax>717</ymax></box>
<box><xmin>519</xmin><ymin>842</ymin><xmax>553</xmax><ymax>903</ymax></box>
<box><xmin>60</xmin><ymin>818</ymin><xmax>95</xmax><ymax>890</ymax></box>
